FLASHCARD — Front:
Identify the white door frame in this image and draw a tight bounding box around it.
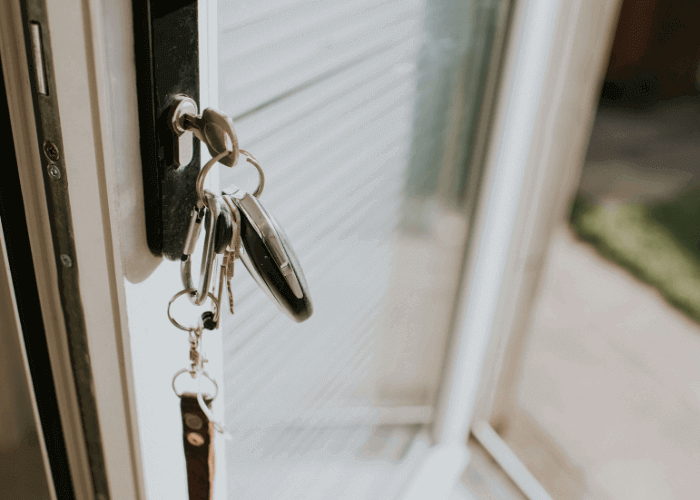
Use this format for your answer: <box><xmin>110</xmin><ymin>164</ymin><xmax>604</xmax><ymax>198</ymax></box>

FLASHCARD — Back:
<box><xmin>1</xmin><ymin>0</ymin><xmax>146</xmax><ymax>498</ymax></box>
<box><xmin>1</xmin><ymin>0</ymin><xmax>621</xmax><ymax>499</ymax></box>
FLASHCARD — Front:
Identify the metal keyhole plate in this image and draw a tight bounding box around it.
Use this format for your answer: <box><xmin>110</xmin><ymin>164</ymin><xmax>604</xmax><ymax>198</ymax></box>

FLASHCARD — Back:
<box><xmin>169</xmin><ymin>95</ymin><xmax>198</xmax><ymax>168</ymax></box>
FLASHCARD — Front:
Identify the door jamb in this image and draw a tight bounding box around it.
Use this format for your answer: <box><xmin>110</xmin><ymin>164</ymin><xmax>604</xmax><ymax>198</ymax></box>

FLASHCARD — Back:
<box><xmin>0</xmin><ymin>0</ymin><xmax>146</xmax><ymax>498</ymax></box>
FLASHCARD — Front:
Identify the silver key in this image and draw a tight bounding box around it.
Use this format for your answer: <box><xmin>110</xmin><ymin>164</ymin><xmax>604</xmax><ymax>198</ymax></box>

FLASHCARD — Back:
<box><xmin>221</xmin><ymin>197</ymin><xmax>242</xmax><ymax>314</ymax></box>
<box><xmin>169</xmin><ymin>96</ymin><xmax>240</xmax><ymax>168</ymax></box>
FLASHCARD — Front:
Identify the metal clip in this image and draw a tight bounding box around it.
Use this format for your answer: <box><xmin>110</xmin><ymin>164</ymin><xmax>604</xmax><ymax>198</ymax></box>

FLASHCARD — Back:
<box><xmin>181</xmin><ymin>191</ymin><xmax>226</xmax><ymax>305</ymax></box>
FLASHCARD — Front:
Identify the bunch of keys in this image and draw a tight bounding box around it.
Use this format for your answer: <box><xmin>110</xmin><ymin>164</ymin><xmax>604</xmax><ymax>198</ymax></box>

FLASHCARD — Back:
<box><xmin>178</xmin><ymin>118</ymin><xmax>313</xmax><ymax>325</ymax></box>
<box><xmin>166</xmin><ymin>97</ymin><xmax>313</xmax><ymax>499</ymax></box>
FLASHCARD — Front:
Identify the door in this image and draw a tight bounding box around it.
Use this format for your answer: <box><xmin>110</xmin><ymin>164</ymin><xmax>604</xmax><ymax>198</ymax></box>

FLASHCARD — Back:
<box><xmin>123</xmin><ymin>1</ymin><xmax>508</xmax><ymax>499</ymax></box>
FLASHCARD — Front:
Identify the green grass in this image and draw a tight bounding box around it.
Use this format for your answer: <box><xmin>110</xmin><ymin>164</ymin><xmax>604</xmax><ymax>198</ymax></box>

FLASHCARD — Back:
<box><xmin>570</xmin><ymin>190</ymin><xmax>700</xmax><ymax>324</ymax></box>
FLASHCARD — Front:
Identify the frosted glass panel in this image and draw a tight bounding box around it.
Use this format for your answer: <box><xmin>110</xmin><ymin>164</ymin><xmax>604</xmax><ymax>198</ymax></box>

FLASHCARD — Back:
<box><xmin>218</xmin><ymin>0</ymin><xmax>503</xmax><ymax>496</ymax></box>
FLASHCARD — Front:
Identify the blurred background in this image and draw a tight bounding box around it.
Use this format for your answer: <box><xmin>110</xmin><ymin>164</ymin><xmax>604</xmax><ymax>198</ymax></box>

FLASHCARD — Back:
<box><xmin>493</xmin><ymin>1</ymin><xmax>700</xmax><ymax>499</ymax></box>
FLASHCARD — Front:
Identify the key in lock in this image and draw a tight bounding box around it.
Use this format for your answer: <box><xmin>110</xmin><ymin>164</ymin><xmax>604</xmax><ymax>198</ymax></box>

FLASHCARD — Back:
<box><xmin>168</xmin><ymin>95</ymin><xmax>239</xmax><ymax>168</ymax></box>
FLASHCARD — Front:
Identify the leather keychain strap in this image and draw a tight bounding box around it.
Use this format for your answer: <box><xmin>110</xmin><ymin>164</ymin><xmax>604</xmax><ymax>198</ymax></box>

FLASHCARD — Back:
<box><xmin>180</xmin><ymin>392</ymin><xmax>215</xmax><ymax>500</ymax></box>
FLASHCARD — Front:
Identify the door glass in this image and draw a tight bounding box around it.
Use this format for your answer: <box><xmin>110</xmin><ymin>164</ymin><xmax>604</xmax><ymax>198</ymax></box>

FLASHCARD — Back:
<box><xmin>217</xmin><ymin>1</ymin><xmax>504</xmax><ymax>496</ymax></box>
<box><xmin>0</xmin><ymin>236</ymin><xmax>54</xmax><ymax>500</ymax></box>
<box><xmin>0</xmin><ymin>66</ymin><xmax>57</xmax><ymax>500</ymax></box>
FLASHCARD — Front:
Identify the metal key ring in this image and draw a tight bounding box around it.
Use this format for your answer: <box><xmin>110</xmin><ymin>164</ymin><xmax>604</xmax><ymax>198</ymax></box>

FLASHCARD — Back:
<box><xmin>167</xmin><ymin>288</ymin><xmax>219</xmax><ymax>331</ymax></box>
<box><xmin>197</xmin><ymin>149</ymin><xmax>265</xmax><ymax>205</ymax></box>
<box><xmin>196</xmin><ymin>149</ymin><xmax>231</xmax><ymax>209</ymax></box>
<box><xmin>172</xmin><ymin>368</ymin><xmax>219</xmax><ymax>400</ymax></box>
<box><xmin>239</xmin><ymin>149</ymin><xmax>265</xmax><ymax>198</ymax></box>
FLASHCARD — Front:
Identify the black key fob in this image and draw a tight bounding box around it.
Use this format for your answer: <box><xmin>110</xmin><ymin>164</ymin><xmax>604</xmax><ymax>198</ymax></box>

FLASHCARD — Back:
<box><xmin>210</xmin><ymin>197</ymin><xmax>233</xmax><ymax>254</ymax></box>
<box><xmin>222</xmin><ymin>184</ymin><xmax>312</xmax><ymax>322</ymax></box>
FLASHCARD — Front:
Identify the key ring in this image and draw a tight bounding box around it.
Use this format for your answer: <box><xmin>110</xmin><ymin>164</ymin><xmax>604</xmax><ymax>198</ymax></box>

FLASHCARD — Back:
<box><xmin>196</xmin><ymin>149</ymin><xmax>265</xmax><ymax>207</ymax></box>
<box><xmin>239</xmin><ymin>149</ymin><xmax>265</xmax><ymax>198</ymax></box>
<box><xmin>172</xmin><ymin>368</ymin><xmax>219</xmax><ymax>400</ymax></box>
<box><xmin>196</xmin><ymin>149</ymin><xmax>231</xmax><ymax>209</ymax></box>
<box><xmin>172</xmin><ymin>368</ymin><xmax>229</xmax><ymax>436</ymax></box>
<box><xmin>167</xmin><ymin>288</ymin><xmax>219</xmax><ymax>331</ymax></box>
<box><xmin>172</xmin><ymin>369</ymin><xmax>229</xmax><ymax>436</ymax></box>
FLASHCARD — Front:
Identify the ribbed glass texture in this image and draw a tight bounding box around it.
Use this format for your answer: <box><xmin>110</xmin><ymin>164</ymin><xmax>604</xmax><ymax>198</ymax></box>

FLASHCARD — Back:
<box><xmin>218</xmin><ymin>0</ymin><xmax>502</xmax><ymax>497</ymax></box>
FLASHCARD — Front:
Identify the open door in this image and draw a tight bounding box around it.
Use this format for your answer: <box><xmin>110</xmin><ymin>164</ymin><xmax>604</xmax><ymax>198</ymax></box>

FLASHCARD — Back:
<box><xmin>125</xmin><ymin>1</ymin><xmax>509</xmax><ymax>498</ymax></box>
<box><xmin>0</xmin><ymin>0</ymin><xmax>622</xmax><ymax>499</ymax></box>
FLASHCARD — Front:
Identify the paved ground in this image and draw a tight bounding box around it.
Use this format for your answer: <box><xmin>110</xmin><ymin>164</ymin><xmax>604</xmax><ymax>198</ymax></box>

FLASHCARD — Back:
<box><xmin>502</xmin><ymin>97</ymin><xmax>700</xmax><ymax>500</ymax></box>
<box><xmin>508</xmin><ymin>228</ymin><xmax>700</xmax><ymax>500</ymax></box>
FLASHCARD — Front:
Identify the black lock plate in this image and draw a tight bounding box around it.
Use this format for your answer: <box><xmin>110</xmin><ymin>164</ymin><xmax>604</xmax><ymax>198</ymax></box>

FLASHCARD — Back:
<box><xmin>132</xmin><ymin>0</ymin><xmax>200</xmax><ymax>259</ymax></box>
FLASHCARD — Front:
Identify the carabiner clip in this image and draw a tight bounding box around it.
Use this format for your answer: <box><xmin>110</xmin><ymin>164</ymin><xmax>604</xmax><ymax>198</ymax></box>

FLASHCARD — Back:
<box><xmin>181</xmin><ymin>191</ymin><xmax>231</xmax><ymax>305</ymax></box>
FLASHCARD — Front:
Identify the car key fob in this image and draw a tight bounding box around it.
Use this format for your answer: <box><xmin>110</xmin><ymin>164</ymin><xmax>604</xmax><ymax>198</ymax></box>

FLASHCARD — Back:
<box><xmin>222</xmin><ymin>184</ymin><xmax>312</xmax><ymax>322</ymax></box>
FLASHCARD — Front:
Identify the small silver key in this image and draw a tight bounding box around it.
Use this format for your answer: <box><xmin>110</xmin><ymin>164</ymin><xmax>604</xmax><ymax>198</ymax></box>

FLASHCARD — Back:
<box><xmin>222</xmin><ymin>253</ymin><xmax>235</xmax><ymax>314</ymax></box>
<box><xmin>221</xmin><ymin>197</ymin><xmax>242</xmax><ymax>314</ymax></box>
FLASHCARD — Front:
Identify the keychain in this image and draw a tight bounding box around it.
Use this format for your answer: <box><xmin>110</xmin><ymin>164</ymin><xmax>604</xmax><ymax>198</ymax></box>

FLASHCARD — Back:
<box><xmin>185</xmin><ymin>147</ymin><xmax>313</xmax><ymax>322</ymax></box>
<box><xmin>166</xmin><ymin>101</ymin><xmax>314</xmax><ymax>500</ymax></box>
<box><xmin>167</xmin><ymin>290</ymin><xmax>221</xmax><ymax>500</ymax></box>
